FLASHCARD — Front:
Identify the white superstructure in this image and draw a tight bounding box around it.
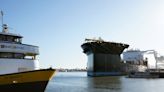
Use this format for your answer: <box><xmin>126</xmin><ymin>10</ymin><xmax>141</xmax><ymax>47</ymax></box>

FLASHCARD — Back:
<box><xmin>122</xmin><ymin>50</ymin><xmax>164</xmax><ymax>69</ymax></box>
<box><xmin>0</xmin><ymin>24</ymin><xmax>39</xmax><ymax>74</ymax></box>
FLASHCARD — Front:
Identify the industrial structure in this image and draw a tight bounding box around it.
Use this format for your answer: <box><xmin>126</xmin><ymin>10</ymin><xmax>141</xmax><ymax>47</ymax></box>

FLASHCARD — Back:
<box><xmin>123</xmin><ymin>49</ymin><xmax>164</xmax><ymax>78</ymax></box>
<box><xmin>122</xmin><ymin>50</ymin><xmax>164</xmax><ymax>71</ymax></box>
<box><xmin>81</xmin><ymin>38</ymin><xmax>129</xmax><ymax>76</ymax></box>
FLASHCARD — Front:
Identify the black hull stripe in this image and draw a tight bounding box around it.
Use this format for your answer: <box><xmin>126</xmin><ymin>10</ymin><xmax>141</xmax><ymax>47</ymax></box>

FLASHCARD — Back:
<box><xmin>0</xmin><ymin>81</ymin><xmax>48</xmax><ymax>92</ymax></box>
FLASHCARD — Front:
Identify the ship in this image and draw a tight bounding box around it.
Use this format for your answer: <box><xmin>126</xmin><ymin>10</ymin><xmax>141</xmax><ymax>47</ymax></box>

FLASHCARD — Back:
<box><xmin>122</xmin><ymin>49</ymin><xmax>164</xmax><ymax>78</ymax></box>
<box><xmin>81</xmin><ymin>38</ymin><xmax>129</xmax><ymax>76</ymax></box>
<box><xmin>0</xmin><ymin>12</ymin><xmax>55</xmax><ymax>91</ymax></box>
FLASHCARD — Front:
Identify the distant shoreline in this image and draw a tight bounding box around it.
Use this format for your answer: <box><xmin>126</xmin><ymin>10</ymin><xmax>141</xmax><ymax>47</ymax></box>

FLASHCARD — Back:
<box><xmin>56</xmin><ymin>69</ymin><xmax>87</xmax><ymax>72</ymax></box>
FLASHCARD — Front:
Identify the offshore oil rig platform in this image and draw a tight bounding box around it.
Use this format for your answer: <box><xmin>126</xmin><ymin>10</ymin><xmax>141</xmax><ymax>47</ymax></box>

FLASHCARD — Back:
<box><xmin>81</xmin><ymin>38</ymin><xmax>129</xmax><ymax>76</ymax></box>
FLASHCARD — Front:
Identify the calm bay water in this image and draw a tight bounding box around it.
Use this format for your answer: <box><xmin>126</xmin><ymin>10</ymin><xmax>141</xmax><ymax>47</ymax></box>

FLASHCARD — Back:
<box><xmin>45</xmin><ymin>72</ymin><xmax>164</xmax><ymax>92</ymax></box>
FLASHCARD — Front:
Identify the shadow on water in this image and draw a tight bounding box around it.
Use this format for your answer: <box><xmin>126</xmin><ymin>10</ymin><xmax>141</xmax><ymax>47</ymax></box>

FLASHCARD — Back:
<box><xmin>87</xmin><ymin>76</ymin><xmax>122</xmax><ymax>91</ymax></box>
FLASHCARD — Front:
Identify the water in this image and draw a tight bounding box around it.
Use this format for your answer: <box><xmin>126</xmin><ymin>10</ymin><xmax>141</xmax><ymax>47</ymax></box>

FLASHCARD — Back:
<box><xmin>45</xmin><ymin>72</ymin><xmax>164</xmax><ymax>92</ymax></box>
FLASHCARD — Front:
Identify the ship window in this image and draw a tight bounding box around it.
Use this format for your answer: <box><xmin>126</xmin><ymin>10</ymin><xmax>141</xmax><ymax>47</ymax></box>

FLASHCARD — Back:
<box><xmin>19</xmin><ymin>38</ymin><xmax>22</xmax><ymax>43</ymax></box>
<box><xmin>0</xmin><ymin>53</ymin><xmax>13</xmax><ymax>58</ymax></box>
<box><xmin>14</xmin><ymin>38</ymin><xmax>18</xmax><ymax>42</ymax></box>
<box><xmin>0</xmin><ymin>52</ymin><xmax>36</xmax><ymax>59</ymax></box>
<box><xmin>6</xmin><ymin>36</ymin><xmax>14</xmax><ymax>42</ymax></box>
<box><xmin>14</xmin><ymin>38</ymin><xmax>22</xmax><ymax>43</ymax></box>
<box><xmin>14</xmin><ymin>53</ymin><xmax>24</xmax><ymax>59</ymax></box>
<box><xmin>0</xmin><ymin>35</ymin><xmax>6</xmax><ymax>41</ymax></box>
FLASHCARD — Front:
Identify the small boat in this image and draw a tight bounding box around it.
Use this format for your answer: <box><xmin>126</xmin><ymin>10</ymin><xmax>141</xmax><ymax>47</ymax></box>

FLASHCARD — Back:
<box><xmin>128</xmin><ymin>68</ymin><xmax>164</xmax><ymax>78</ymax></box>
<box><xmin>128</xmin><ymin>71</ymin><xmax>159</xmax><ymax>78</ymax></box>
<box><xmin>0</xmin><ymin>11</ymin><xmax>56</xmax><ymax>91</ymax></box>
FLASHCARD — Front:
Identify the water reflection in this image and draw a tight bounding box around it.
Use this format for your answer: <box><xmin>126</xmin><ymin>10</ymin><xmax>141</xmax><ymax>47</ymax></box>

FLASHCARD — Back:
<box><xmin>87</xmin><ymin>76</ymin><xmax>122</xmax><ymax>92</ymax></box>
<box><xmin>46</xmin><ymin>72</ymin><xmax>123</xmax><ymax>92</ymax></box>
<box><xmin>46</xmin><ymin>72</ymin><xmax>164</xmax><ymax>92</ymax></box>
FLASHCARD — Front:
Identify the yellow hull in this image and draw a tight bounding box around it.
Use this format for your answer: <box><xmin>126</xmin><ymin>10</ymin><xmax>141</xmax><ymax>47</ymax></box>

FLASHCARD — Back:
<box><xmin>0</xmin><ymin>68</ymin><xmax>56</xmax><ymax>92</ymax></box>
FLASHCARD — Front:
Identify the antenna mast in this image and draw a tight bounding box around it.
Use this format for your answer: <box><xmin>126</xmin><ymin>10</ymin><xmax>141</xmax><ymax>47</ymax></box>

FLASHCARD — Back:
<box><xmin>1</xmin><ymin>11</ymin><xmax>3</xmax><ymax>26</ymax></box>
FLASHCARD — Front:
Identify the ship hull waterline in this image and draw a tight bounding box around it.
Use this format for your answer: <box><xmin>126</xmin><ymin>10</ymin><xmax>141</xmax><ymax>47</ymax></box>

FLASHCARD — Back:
<box><xmin>0</xmin><ymin>68</ymin><xmax>55</xmax><ymax>92</ymax></box>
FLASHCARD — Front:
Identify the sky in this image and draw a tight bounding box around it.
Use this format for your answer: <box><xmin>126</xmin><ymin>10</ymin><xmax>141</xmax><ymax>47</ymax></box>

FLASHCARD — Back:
<box><xmin>0</xmin><ymin>0</ymin><xmax>164</xmax><ymax>69</ymax></box>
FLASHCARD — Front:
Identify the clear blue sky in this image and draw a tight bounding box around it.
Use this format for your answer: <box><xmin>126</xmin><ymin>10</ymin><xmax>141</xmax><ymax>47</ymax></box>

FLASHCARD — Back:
<box><xmin>0</xmin><ymin>0</ymin><xmax>164</xmax><ymax>69</ymax></box>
